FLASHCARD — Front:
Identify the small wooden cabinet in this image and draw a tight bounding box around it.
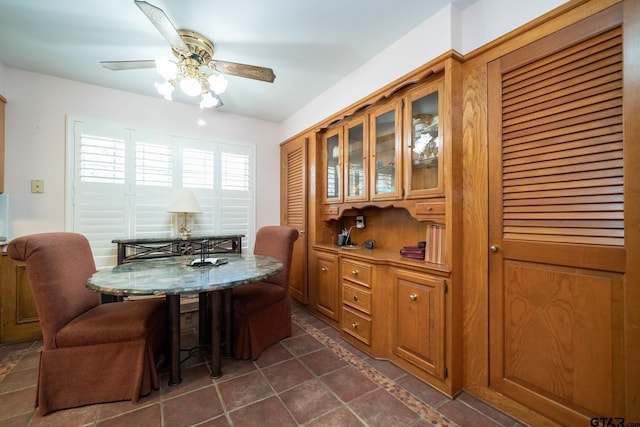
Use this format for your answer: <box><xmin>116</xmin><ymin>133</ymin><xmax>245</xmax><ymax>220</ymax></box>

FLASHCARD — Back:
<box><xmin>312</xmin><ymin>249</ymin><xmax>339</xmax><ymax>321</ymax></box>
<box><xmin>392</xmin><ymin>268</ymin><xmax>446</xmax><ymax>380</ymax></box>
<box><xmin>0</xmin><ymin>253</ymin><xmax>41</xmax><ymax>344</ymax></box>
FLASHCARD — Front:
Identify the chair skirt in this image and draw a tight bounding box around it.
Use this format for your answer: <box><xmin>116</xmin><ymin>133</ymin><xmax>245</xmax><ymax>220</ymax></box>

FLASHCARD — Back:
<box><xmin>233</xmin><ymin>295</ymin><xmax>292</xmax><ymax>360</ymax></box>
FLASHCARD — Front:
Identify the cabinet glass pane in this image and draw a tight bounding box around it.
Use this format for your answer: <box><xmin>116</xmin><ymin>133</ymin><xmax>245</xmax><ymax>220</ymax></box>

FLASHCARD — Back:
<box><xmin>410</xmin><ymin>91</ymin><xmax>439</xmax><ymax>192</ymax></box>
<box><xmin>374</xmin><ymin>110</ymin><xmax>396</xmax><ymax>195</ymax></box>
<box><xmin>346</xmin><ymin>123</ymin><xmax>365</xmax><ymax>197</ymax></box>
<box><xmin>326</xmin><ymin>133</ymin><xmax>340</xmax><ymax>199</ymax></box>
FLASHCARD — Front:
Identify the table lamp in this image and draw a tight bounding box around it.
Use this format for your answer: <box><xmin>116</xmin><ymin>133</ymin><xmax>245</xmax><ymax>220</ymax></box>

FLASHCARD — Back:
<box><xmin>167</xmin><ymin>190</ymin><xmax>201</xmax><ymax>239</ymax></box>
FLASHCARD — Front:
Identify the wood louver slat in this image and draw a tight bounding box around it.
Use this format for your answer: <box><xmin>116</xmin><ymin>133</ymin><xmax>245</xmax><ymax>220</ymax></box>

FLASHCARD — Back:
<box><xmin>286</xmin><ymin>148</ymin><xmax>304</xmax><ymax>224</ymax></box>
<box><xmin>500</xmin><ymin>27</ymin><xmax>623</xmax><ymax>247</ymax></box>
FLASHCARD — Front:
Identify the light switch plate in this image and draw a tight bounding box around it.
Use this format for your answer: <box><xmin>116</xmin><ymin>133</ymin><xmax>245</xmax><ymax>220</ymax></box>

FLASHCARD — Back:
<box><xmin>31</xmin><ymin>179</ymin><xmax>44</xmax><ymax>193</ymax></box>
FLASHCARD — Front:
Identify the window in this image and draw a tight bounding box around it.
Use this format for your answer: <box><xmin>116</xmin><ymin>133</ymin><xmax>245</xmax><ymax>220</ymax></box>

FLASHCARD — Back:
<box><xmin>67</xmin><ymin>118</ymin><xmax>256</xmax><ymax>268</ymax></box>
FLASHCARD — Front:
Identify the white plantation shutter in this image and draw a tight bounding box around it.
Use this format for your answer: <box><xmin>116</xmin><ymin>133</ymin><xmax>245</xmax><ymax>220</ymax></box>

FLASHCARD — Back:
<box><xmin>219</xmin><ymin>147</ymin><xmax>253</xmax><ymax>243</ymax></box>
<box><xmin>182</xmin><ymin>147</ymin><xmax>215</xmax><ymax>189</ymax></box>
<box><xmin>67</xmin><ymin>118</ymin><xmax>255</xmax><ymax>268</ymax></box>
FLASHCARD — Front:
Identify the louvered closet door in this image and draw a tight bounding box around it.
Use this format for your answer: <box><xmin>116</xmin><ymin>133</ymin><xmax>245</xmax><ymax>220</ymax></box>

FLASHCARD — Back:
<box><xmin>488</xmin><ymin>5</ymin><xmax>626</xmax><ymax>426</ymax></box>
<box><xmin>281</xmin><ymin>136</ymin><xmax>308</xmax><ymax>303</ymax></box>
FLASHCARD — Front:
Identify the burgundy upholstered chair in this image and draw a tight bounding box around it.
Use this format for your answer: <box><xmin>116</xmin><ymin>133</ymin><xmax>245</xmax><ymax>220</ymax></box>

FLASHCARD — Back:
<box><xmin>7</xmin><ymin>232</ymin><xmax>166</xmax><ymax>415</ymax></box>
<box><xmin>232</xmin><ymin>226</ymin><xmax>299</xmax><ymax>360</ymax></box>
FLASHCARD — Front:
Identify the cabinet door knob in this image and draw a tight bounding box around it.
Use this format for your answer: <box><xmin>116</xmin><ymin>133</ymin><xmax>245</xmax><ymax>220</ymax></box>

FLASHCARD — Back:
<box><xmin>490</xmin><ymin>244</ymin><xmax>500</xmax><ymax>252</ymax></box>
<box><xmin>353</xmin><ymin>295</ymin><xmax>359</xmax><ymax>301</ymax></box>
<box><xmin>409</xmin><ymin>293</ymin><xmax>418</xmax><ymax>301</ymax></box>
<box><xmin>321</xmin><ymin>267</ymin><xmax>327</xmax><ymax>272</ymax></box>
<box><xmin>352</xmin><ymin>322</ymin><xmax>359</xmax><ymax>329</ymax></box>
<box><xmin>351</xmin><ymin>270</ymin><xmax>359</xmax><ymax>276</ymax></box>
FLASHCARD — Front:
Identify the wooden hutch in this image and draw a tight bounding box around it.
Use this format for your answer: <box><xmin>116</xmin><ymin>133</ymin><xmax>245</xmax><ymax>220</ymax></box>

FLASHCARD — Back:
<box><xmin>280</xmin><ymin>1</ymin><xmax>639</xmax><ymax>425</ymax></box>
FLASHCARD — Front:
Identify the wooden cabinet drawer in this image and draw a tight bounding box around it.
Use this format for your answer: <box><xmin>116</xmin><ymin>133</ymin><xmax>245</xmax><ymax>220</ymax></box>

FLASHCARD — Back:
<box><xmin>342</xmin><ymin>307</ymin><xmax>371</xmax><ymax>346</ymax></box>
<box><xmin>414</xmin><ymin>199</ymin><xmax>445</xmax><ymax>223</ymax></box>
<box><xmin>342</xmin><ymin>283</ymin><xmax>372</xmax><ymax>314</ymax></box>
<box><xmin>341</xmin><ymin>259</ymin><xmax>372</xmax><ymax>287</ymax></box>
<box><xmin>415</xmin><ymin>200</ymin><xmax>445</xmax><ymax>215</ymax></box>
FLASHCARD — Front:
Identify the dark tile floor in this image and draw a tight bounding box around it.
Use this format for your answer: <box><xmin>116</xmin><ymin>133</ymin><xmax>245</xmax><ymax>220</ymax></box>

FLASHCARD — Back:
<box><xmin>0</xmin><ymin>303</ymin><xmax>525</xmax><ymax>427</ymax></box>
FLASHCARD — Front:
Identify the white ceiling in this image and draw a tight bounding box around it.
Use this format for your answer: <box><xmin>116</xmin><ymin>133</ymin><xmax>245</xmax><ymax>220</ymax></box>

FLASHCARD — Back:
<box><xmin>0</xmin><ymin>0</ymin><xmax>474</xmax><ymax>123</ymax></box>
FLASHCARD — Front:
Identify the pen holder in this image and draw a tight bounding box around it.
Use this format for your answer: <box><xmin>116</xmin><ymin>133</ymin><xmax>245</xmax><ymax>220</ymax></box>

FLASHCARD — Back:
<box><xmin>337</xmin><ymin>235</ymin><xmax>347</xmax><ymax>246</ymax></box>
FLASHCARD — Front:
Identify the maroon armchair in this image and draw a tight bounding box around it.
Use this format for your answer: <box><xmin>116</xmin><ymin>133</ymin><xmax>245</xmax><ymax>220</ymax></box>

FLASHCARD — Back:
<box><xmin>7</xmin><ymin>232</ymin><xmax>166</xmax><ymax>415</ymax></box>
<box><xmin>232</xmin><ymin>226</ymin><xmax>299</xmax><ymax>360</ymax></box>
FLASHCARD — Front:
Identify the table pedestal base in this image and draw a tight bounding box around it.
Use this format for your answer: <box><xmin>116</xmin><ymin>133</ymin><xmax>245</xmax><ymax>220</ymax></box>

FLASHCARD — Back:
<box><xmin>167</xmin><ymin>290</ymin><xmax>231</xmax><ymax>385</ymax></box>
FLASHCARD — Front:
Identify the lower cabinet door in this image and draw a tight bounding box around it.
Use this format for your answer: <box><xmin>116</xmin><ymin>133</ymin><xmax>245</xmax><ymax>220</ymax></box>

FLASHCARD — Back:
<box><xmin>314</xmin><ymin>251</ymin><xmax>339</xmax><ymax>321</ymax></box>
<box><xmin>392</xmin><ymin>268</ymin><xmax>445</xmax><ymax>379</ymax></box>
<box><xmin>0</xmin><ymin>254</ymin><xmax>42</xmax><ymax>343</ymax></box>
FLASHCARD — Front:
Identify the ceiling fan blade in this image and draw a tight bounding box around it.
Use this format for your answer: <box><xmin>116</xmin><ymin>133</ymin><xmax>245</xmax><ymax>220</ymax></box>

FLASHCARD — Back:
<box><xmin>101</xmin><ymin>60</ymin><xmax>156</xmax><ymax>71</ymax></box>
<box><xmin>134</xmin><ymin>0</ymin><xmax>189</xmax><ymax>52</ymax></box>
<box><xmin>212</xmin><ymin>60</ymin><xmax>276</xmax><ymax>83</ymax></box>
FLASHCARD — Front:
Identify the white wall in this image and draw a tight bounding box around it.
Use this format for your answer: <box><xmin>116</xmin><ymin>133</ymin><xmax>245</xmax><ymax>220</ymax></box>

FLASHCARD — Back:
<box><xmin>0</xmin><ymin>66</ymin><xmax>281</xmax><ymax>241</ymax></box>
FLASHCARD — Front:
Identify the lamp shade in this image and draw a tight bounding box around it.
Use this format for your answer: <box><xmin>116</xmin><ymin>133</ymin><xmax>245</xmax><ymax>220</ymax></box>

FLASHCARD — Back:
<box><xmin>167</xmin><ymin>190</ymin><xmax>201</xmax><ymax>213</ymax></box>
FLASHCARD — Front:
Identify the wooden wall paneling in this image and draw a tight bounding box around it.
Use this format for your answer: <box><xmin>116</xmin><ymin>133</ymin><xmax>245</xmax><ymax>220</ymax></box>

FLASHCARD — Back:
<box><xmin>461</xmin><ymin>60</ymin><xmax>490</xmax><ymax>390</ymax></box>
<box><xmin>623</xmin><ymin>0</ymin><xmax>640</xmax><ymax>420</ymax></box>
<box><xmin>443</xmin><ymin>56</ymin><xmax>464</xmax><ymax>394</ymax></box>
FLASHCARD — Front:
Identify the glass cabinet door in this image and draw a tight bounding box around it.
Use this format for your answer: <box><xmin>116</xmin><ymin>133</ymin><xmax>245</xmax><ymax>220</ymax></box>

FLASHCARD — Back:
<box><xmin>323</xmin><ymin>127</ymin><xmax>342</xmax><ymax>203</ymax></box>
<box><xmin>344</xmin><ymin>117</ymin><xmax>368</xmax><ymax>202</ymax></box>
<box><xmin>370</xmin><ymin>100</ymin><xmax>402</xmax><ymax>201</ymax></box>
<box><xmin>404</xmin><ymin>80</ymin><xmax>444</xmax><ymax>198</ymax></box>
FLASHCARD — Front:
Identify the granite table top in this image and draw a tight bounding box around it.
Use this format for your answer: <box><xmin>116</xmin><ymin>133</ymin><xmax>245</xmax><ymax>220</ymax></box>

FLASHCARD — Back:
<box><xmin>86</xmin><ymin>254</ymin><xmax>283</xmax><ymax>296</ymax></box>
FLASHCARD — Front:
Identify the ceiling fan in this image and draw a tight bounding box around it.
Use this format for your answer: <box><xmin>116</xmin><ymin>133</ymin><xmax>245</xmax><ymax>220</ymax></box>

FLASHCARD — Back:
<box><xmin>101</xmin><ymin>0</ymin><xmax>276</xmax><ymax>109</ymax></box>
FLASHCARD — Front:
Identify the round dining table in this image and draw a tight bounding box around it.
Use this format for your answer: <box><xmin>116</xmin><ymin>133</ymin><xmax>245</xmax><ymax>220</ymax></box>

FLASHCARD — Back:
<box><xmin>86</xmin><ymin>253</ymin><xmax>283</xmax><ymax>385</ymax></box>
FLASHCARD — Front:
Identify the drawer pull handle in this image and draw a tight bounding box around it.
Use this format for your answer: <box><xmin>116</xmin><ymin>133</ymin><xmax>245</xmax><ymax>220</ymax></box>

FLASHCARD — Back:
<box><xmin>352</xmin><ymin>322</ymin><xmax>359</xmax><ymax>329</ymax></box>
<box><xmin>351</xmin><ymin>270</ymin><xmax>359</xmax><ymax>276</ymax></box>
<box><xmin>321</xmin><ymin>267</ymin><xmax>327</xmax><ymax>272</ymax></box>
<box><xmin>409</xmin><ymin>293</ymin><xmax>418</xmax><ymax>301</ymax></box>
<box><xmin>426</xmin><ymin>207</ymin><xmax>432</xmax><ymax>211</ymax></box>
<box><xmin>353</xmin><ymin>295</ymin><xmax>359</xmax><ymax>301</ymax></box>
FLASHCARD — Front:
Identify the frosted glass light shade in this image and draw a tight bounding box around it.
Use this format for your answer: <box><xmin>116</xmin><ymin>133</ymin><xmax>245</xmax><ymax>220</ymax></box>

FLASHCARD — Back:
<box><xmin>207</xmin><ymin>73</ymin><xmax>228</xmax><ymax>94</ymax></box>
<box><xmin>180</xmin><ymin>76</ymin><xmax>202</xmax><ymax>96</ymax></box>
<box><xmin>167</xmin><ymin>190</ymin><xmax>201</xmax><ymax>213</ymax></box>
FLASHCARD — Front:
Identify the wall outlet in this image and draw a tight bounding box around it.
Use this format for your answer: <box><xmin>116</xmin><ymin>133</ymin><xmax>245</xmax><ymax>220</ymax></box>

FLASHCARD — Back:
<box><xmin>31</xmin><ymin>179</ymin><xmax>44</xmax><ymax>193</ymax></box>
<box><xmin>356</xmin><ymin>215</ymin><xmax>365</xmax><ymax>229</ymax></box>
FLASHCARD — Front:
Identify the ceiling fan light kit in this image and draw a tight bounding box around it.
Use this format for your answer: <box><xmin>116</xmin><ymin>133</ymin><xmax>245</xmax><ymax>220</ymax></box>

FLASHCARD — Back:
<box><xmin>100</xmin><ymin>0</ymin><xmax>275</xmax><ymax>118</ymax></box>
